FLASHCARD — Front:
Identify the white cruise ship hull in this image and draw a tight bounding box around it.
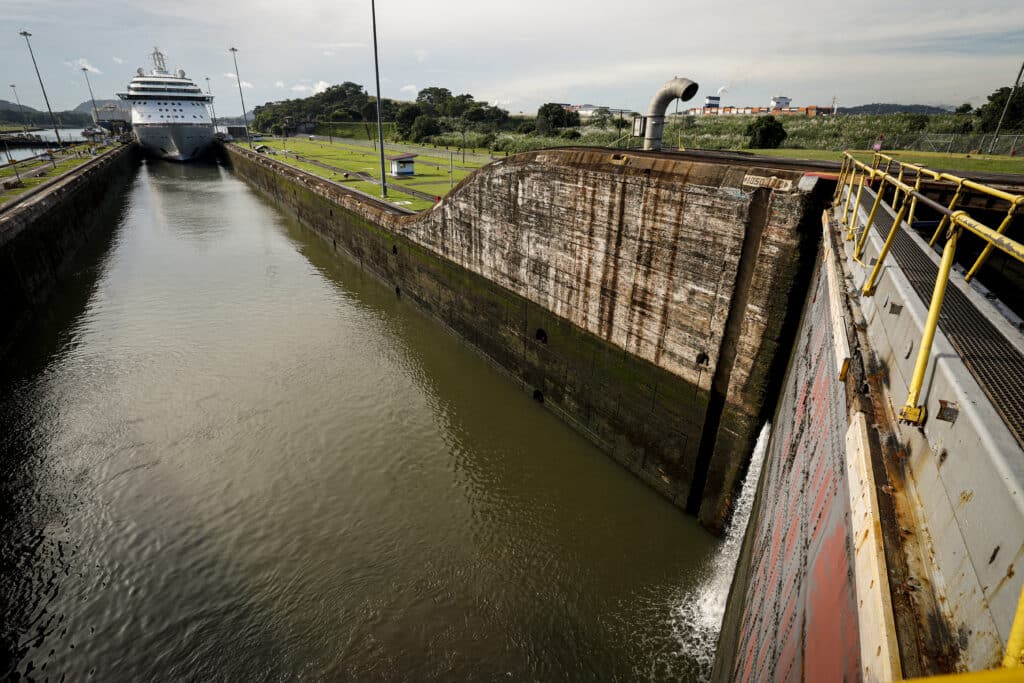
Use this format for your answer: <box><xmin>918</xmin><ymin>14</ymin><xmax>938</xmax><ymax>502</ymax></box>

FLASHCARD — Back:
<box><xmin>134</xmin><ymin>123</ymin><xmax>214</xmax><ymax>161</ymax></box>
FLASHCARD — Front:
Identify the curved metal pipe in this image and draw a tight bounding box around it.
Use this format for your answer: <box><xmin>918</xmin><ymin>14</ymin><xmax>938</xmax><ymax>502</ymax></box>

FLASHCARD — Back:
<box><xmin>643</xmin><ymin>77</ymin><xmax>699</xmax><ymax>150</ymax></box>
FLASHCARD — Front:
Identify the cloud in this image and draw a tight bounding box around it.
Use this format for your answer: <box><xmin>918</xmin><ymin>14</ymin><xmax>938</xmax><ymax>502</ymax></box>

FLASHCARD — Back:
<box><xmin>112</xmin><ymin>56</ymin><xmax>124</xmax><ymax>64</ymax></box>
<box><xmin>241</xmin><ymin>81</ymin><xmax>254</xmax><ymax>89</ymax></box>
<box><xmin>274</xmin><ymin>80</ymin><xmax>285</xmax><ymax>88</ymax></box>
<box><xmin>414</xmin><ymin>49</ymin><xmax>429</xmax><ymax>63</ymax></box>
<box><xmin>224</xmin><ymin>72</ymin><xmax>236</xmax><ymax>79</ymax></box>
<box><xmin>313</xmin><ymin>41</ymin><xmax>364</xmax><ymax>49</ymax></box>
<box><xmin>400</xmin><ymin>84</ymin><xmax>418</xmax><ymax>95</ymax></box>
<box><xmin>290</xmin><ymin>80</ymin><xmax>330</xmax><ymax>95</ymax></box>
<box><xmin>323</xmin><ymin>50</ymin><xmax>335</xmax><ymax>57</ymax></box>
<box><xmin>68</xmin><ymin>58</ymin><xmax>101</xmax><ymax>74</ymax></box>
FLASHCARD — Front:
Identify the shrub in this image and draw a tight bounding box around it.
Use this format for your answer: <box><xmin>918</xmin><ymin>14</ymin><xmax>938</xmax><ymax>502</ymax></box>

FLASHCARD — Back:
<box><xmin>745</xmin><ymin>116</ymin><xmax>788</xmax><ymax>148</ymax></box>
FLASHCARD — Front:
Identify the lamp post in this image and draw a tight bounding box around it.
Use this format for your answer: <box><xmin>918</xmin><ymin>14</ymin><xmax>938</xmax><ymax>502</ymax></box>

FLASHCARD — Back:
<box><xmin>370</xmin><ymin>0</ymin><xmax>387</xmax><ymax>198</ymax></box>
<box><xmin>9</xmin><ymin>84</ymin><xmax>28</xmax><ymax>133</ymax></box>
<box><xmin>228</xmin><ymin>47</ymin><xmax>252</xmax><ymax>149</ymax></box>
<box><xmin>989</xmin><ymin>59</ymin><xmax>1024</xmax><ymax>154</ymax></box>
<box><xmin>18</xmin><ymin>30</ymin><xmax>61</xmax><ymax>144</ymax></box>
<box><xmin>205</xmin><ymin>76</ymin><xmax>218</xmax><ymax>131</ymax></box>
<box><xmin>81</xmin><ymin>67</ymin><xmax>99</xmax><ymax>128</ymax></box>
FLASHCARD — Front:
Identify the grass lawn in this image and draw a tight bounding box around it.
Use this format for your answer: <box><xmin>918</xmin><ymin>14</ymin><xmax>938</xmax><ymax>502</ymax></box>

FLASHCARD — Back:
<box><xmin>254</xmin><ymin>137</ymin><xmax>491</xmax><ymax>210</ymax></box>
<box><xmin>1</xmin><ymin>146</ymin><xmax>112</xmax><ymax>204</ymax></box>
<box><xmin>258</xmin><ymin>145</ymin><xmax>436</xmax><ymax>211</ymax></box>
<box><xmin>745</xmin><ymin>148</ymin><xmax>1024</xmax><ymax>175</ymax></box>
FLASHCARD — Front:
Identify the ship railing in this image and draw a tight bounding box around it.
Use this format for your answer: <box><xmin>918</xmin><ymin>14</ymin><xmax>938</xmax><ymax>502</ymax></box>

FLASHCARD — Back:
<box><xmin>832</xmin><ymin>151</ymin><xmax>1024</xmax><ymax>427</ymax></box>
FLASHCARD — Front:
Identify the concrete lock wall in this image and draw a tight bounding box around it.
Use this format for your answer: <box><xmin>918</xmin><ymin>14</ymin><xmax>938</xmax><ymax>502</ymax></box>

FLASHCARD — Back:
<box><xmin>0</xmin><ymin>145</ymin><xmax>141</xmax><ymax>357</ymax></box>
<box><xmin>225</xmin><ymin>144</ymin><xmax>825</xmax><ymax>532</ymax></box>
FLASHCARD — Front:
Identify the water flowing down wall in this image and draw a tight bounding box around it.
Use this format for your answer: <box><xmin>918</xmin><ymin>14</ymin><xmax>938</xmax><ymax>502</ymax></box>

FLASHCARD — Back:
<box><xmin>225</xmin><ymin>145</ymin><xmax>825</xmax><ymax>532</ymax></box>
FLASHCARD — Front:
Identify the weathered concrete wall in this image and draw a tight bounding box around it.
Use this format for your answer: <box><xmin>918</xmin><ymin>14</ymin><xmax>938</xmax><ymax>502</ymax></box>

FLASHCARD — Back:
<box><xmin>225</xmin><ymin>144</ymin><xmax>823</xmax><ymax>531</ymax></box>
<box><xmin>0</xmin><ymin>145</ymin><xmax>140</xmax><ymax>356</ymax></box>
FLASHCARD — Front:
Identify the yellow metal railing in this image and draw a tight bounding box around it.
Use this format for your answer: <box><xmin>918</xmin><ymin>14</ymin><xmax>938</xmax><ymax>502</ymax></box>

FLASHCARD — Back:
<box><xmin>835</xmin><ymin>154</ymin><xmax>1024</xmax><ymax>682</ymax></box>
<box><xmin>834</xmin><ymin>151</ymin><xmax>1024</xmax><ymax>426</ymax></box>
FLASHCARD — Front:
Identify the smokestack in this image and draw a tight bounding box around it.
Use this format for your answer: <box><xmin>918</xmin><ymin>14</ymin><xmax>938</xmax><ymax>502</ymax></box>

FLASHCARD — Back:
<box><xmin>643</xmin><ymin>76</ymin><xmax>699</xmax><ymax>151</ymax></box>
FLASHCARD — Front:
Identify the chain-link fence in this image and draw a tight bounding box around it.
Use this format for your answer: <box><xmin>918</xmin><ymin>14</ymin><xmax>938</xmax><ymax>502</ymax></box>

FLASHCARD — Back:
<box><xmin>867</xmin><ymin>133</ymin><xmax>1023</xmax><ymax>155</ymax></box>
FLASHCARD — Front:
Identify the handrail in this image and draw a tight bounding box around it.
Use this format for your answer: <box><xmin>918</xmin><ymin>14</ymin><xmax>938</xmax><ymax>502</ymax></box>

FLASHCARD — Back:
<box><xmin>834</xmin><ymin>151</ymin><xmax>1024</xmax><ymax>426</ymax></box>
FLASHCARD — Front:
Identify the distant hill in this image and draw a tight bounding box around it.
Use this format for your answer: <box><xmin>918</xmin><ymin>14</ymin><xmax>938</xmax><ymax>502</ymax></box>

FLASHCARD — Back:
<box><xmin>74</xmin><ymin>99</ymin><xmax>126</xmax><ymax>113</ymax></box>
<box><xmin>0</xmin><ymin>99</ymin><xmax>39</xmax><ymax>112</ymax></box>
<box><xmin>839</xmin><ymin>103</ymin><xmax>952</xmax><ymax>115</ymax></box>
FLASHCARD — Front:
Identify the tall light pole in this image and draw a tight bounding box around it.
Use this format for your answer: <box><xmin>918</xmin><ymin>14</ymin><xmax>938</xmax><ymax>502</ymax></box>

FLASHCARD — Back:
<box><xmin>18</xmin><ymin>30</ymin><xmax>61</xmax><ymax>144</ymax></box>
<box><xmin>81</xmin><ymin>67</ymin><xmax>99</xmax><ymax>127</ymax></box>
<box><xmin>228</xmin><ymin>47</ymin><xmax>252</xmax><ymax>149</ymax></box>
<box><xmin>370</xmin><ymin>0</ymin><xmax>387</xmax><ymax>198</ymax></box>
<box><xmin>9</xmin><ymin>84</ymin><xmax>28</xmax><ymax>132</ymax></box>
<box><xmin>205</xmin><ymin>76</ymin><xmax>218</xmax><ymax>130</ymax></box>
<box><xmin>989</xmin><ymin>59</ymin><xmax>1024</xmax><ymax>154</ymax></box>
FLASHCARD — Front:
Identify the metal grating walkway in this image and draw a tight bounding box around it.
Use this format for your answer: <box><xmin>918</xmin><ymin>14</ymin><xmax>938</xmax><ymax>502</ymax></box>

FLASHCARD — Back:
<box><xmin>859</xmin><ymin>191</ymin><xmax>1024</xmax><ymax>449</ymax></box>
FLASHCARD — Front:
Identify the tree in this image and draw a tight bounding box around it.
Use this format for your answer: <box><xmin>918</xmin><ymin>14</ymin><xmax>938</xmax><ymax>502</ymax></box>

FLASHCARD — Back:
<box><xmin>461</xmin><ymin>105</ymin><xmax>488</xmax><ymax>124</ymax></box>
<box><xmin>745</xmin><ymin>115</ymin><xmax>787</xmax><ymax>148</ymax></box>
<box><xmin>360</xmin><ymin>100</ymin><xmax>380</xmax><ymax>123</ymax></box>
<box><xmin>536</xmin><ymin>102</ymin><xmax>579</xmax><ymax>130</ymax></box>
<box><xmin>410</xmin><ymin>114</ymin><xmax>440</xmax><ymax>142</ymax></box>
<box><xmin>396</xmin><ymin>103</ymin><xmax>422</xmax><ymax>139</ymax></box>
<box><xmin>590</xmin><ymin>107</ymin><xmax>612</xmax><ymax>129</ymax></box>
<box><xmin>955</xmin><ymin>103</ymin><xmax>973</xmax><ymax>114</ymax></box>
<box><xmin>416</xmin><ymin>87</ymin><xmax>452</xmax><ymax>116</ymax></box>
<box><xmin>446</xmin><ymin>93</ymin><xmax>475</xmax><ymax>118</ymax></box>
<box><xmin>899</xmin><ymin>112</ymin><xmax>929</xmax><ymax>132</ymax></box>
<box><xmin>330</xmin><ymin>108</ymin><xmax>353</xmax><ymax>122</ymax></box>
<box><xmin>977</xmin><ymin>86</ymin><xmax>1024</xmax><ymax>133</ymax></box>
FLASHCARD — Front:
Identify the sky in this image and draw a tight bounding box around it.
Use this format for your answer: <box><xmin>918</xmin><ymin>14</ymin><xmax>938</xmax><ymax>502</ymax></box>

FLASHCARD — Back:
<box><xmin>2</xmin><ymin>0</ymin><xmax>1022</xmax><ymax>117</ymax></box>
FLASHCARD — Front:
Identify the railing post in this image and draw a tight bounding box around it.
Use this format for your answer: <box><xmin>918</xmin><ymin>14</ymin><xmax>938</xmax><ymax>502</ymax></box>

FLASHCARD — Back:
<box><xmin>841</xmin><ymin>164</ymin><xmax>857</xmax><ymax>230</ymax></box>
<box><xmin>892</xmin><ymin>165</ymin><xmax>907</xmax><ymax>212</ymax></box>
<box><xmin>856</xmin><ymin>175</ymin><xmax>887</xmax><ymax>259</ymax></box>
<box><xmin>929</xmin><ymin>184</ymin><xmax>963</xmax><ymax>246</ymax></box>
<box><xmin>964</xmin><ymin>202</ymin><xmax>1020</xmax><ymax>282</ymax></box>
<box><xmin>1005</xmin><ymin>582</ymin><xmax>1024</xmax><ymax>667</ymax></box>
<box><xmin>863</xmin><ymin>190</ymin><xmax>910</xmax><ymax>296</ymax></box>
<box><xmin>900</xmin><ymin>223</ymin><xmax>960</xmax><ymax>425</ymax></box>
<box><xmin>833</xmin><ymin>155</ymin><xmax>850</xmax><ymax>206</ymax></box>
<box><xmin>847</xmin><ymin>172</ymin><xmax>868</xmax><ymax>241</ymax></box>
<box><xmin>907</xmin><ymin>171</ymin><xmax>922</xmax><ymax>228</ymax></box>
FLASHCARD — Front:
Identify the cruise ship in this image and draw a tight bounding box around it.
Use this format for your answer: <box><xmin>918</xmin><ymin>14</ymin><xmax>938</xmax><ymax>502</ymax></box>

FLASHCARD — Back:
<box><xmin>117</xmin><ymin>48</ymin><xmax>214</xmax><ymax>161</ymax></box>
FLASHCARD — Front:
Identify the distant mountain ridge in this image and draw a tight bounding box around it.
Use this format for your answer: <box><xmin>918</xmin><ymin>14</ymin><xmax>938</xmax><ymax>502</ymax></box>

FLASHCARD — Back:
<box><xmin>0</xmin><ymin>99</ymin><xmax>39</xmax><ymax>112</ymax></box>
<box><xmin>839</xmin><ymin>103</ymin><xmax>953</xmax><ymax>115</ymax></box>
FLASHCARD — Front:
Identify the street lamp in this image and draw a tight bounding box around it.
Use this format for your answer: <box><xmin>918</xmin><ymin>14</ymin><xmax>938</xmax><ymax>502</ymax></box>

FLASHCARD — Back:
<box><xmin>205</xmin><ymin>76</ymin><xmax>218</xmax><ymax>130</ymax></box>
<box><xmin>81</xmin><ymin>67</ymin><xmax>99</xmax><ymax>128</ymax></box>
<box><xmin>9</xmin><ymin>84</ymin><xmax>28</xmax><ymax>133</ymax></box>
<box><xmin>370</xmin><ymin>0</ymin><xmax>387</xmax><ymax>198</ymax></box>
<box><xmin>989</xmin><ymin>59</ymin><xmax>1024</xmax><ymax>154</ymax></box>
<box><xmin>18</xmin><ymin>30</ymin><xmax>61</xmax><ymax>144</ymax></box>
<box><xmin>228</xmin><ymin>47</ymin><xmax>253</xmax><ymax>149</ymax></box>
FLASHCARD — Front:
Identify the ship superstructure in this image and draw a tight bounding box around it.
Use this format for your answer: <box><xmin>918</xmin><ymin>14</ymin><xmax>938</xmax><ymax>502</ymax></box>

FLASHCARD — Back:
<box><xmin>117</xmin><ymin>48</ymin><xmax>214</xmax><ymax>161</ymax></box>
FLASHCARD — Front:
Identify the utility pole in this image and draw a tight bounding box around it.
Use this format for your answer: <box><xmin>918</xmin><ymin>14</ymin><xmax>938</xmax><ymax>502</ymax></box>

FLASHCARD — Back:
<box><xmin>228</xmin><ymin>47</ymin><xmax>253</xmax><ymax>149</ymax></box>
<box><xmin>370</xmin><ymin>0</ymin><xmax>387</xmax><ymax>198</ymax></box>
<box><xmin>9</xmin><ymin>84</ymin><xmax>28</xmax><ymax>132</ymax></box>
<box><xmin>81</xmin><ymin>67</ymin><xmax>99</xmax><ymax>127</ymax></box>
<box><xmin>205</xmin><ymin>76</ymin><xmax>218</xmax><ymax>130</ymax></box>
<box><xmin>18</xmin><ymin>30</ymin><xmax>61</xmax><ymax>144</ymax></box>
<box><xmin>989</xmin><ymin>59</ymin><xmax>1024</xmax><ymax>154</ymax></box>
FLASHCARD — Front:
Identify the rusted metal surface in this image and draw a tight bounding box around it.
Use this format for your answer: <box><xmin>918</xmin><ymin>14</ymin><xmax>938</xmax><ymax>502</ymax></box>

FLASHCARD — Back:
<box><xmin>719</xmin><ymin>254</ymin><xmax>862</xmax><ymax>681</ymax></box>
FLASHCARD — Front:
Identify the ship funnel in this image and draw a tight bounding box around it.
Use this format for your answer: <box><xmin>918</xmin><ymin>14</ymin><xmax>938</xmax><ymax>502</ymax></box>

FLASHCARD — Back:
<box><xmin>643</xmin><ymin>76</ymin><xmax>699</xmax><ymax>151</ymax></box>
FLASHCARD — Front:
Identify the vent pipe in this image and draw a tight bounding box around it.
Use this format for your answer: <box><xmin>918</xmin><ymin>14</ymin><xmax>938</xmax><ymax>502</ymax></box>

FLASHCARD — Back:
<box><xmin>643</xmin><ymin>76</ymin><xmax>699</xmax><ymax>150</ymax></box>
